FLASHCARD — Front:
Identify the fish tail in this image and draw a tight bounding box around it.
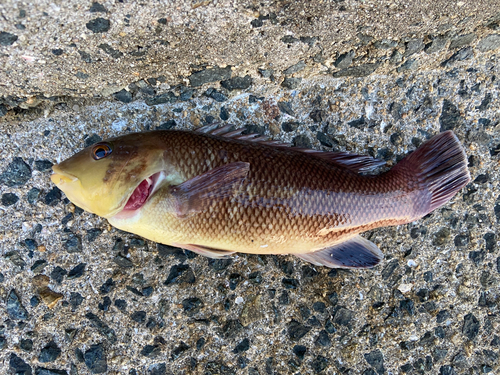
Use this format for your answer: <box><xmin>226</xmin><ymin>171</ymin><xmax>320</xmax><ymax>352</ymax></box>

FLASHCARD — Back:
<box><xmin>392</xmin><ymin>130</ymin><xmax>470</xmax><ymax>217</ymax></box>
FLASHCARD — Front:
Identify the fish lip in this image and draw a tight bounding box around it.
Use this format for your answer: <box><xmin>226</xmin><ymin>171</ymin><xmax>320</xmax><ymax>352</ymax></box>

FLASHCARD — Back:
<box><xmin>114</xmin><ymin>171</ymin><xmax>165</xmax><ymax>217</ymax></box>
<box><xmin>51</xmin><ymin>165</ymin><xmax>79</xmax><ymax>183</ymax></box>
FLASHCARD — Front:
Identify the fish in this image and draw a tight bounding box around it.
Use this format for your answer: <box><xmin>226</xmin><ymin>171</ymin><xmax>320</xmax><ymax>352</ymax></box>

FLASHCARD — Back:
<box><xmin>51</xmin><ymin>127</ymin><xmax>470</xmax><ymax>269</ymax></box>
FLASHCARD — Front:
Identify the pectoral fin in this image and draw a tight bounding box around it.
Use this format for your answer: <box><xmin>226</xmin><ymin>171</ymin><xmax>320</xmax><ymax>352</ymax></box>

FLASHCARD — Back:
<box><xmin>171</xmin><ymin>162</ymin><xmax>250</xmax><ymax>217</ymax></box>
<box><xmin>173</xmin><ymin>243</ymin><xmax>236</xmax><ymax>259</ymax></box>
<box><xmin>295</xmin><ymin>235</ymin><xmax>384</xmax><ymax>269</ymax></box>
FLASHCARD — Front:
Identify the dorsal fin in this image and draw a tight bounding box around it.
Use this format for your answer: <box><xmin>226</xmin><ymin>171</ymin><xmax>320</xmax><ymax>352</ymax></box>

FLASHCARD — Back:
<box><xmin>194</xmin><ymin>124</ymin><xmax>385</xmax><ymax>173</ymax></box>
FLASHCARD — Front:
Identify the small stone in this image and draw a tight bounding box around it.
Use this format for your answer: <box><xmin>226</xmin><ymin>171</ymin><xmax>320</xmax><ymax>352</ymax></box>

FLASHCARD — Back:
<box><xmin>463</xmin><ymin>313</ymin><xmax>480</xmax><ymax>340</ymax></box>
<box><xmin>348</xmin><ymin>116</ymin><xmax>366</xmax><ymax>129</ymax></box>
<box><xmin>31</xmin><ymin>259</ymin><xmax>48</xmax><ymax>274</ymax></box>
<box><xmin>6</xmin><ymin>289</ymin><xmax>28</xmax><ymax>320</ymax></box>
<box><xmin>282</xmin><ymin>278</ymin><xmax>299</xmax><ymax>289</ymax></box>
<box><xmin>239</xmin><ymin>295</ymin><xmax>264</xmax><ymax>327</ymax></box>
<box><xmin>220</xmin><ymin>76</ymin><xmax>253</xmax><ymax>90</ymax></box>
<box><xmin>182</xmin><ymin>297</ymin><xmax>204</xmax><ymax>315</ymax></box>
<box><xmin>288</xmin><ymin>320</ymin><xmax>311</xmax><ymax>341</ymax></box>
<box><xmin>35</xmin><ymin>368</ymin><xmax>69</xmax><ymax>375</ymax></box>
<box><xmin>2</xmin><ymin>193</ymin><xmax>19</xmax><ymax>206</ymax></box>
<box><xmin>374</xmin><ymin>39</ymin><xmax>397</xmax><ymax>49</ymax></box>
<box><xmin>30</xmin><ymin>296</ymin><xmax>40</xmax><ymax>307</ymax></box>
<box><xmin>98</xmin><ymin>296</ymin><xmax>111</xmax><ymax>311</ymax></box>
<box><xmin>99</xmin><ymin>278</ymin><xmax>115</xmax><ymax>294</ymax></box>
<box><xmin>113</xmin><ymin>89</ymin><xmax>132</xmax><ymax>103</ymax></box>
<box><xmin>293</xmin><ymin>135</ymin><xmax>311</xmax><ymax>149</ymax></box>
<box><xmin>34</xmin><ymin>160</ymin><xmax>53</xmax><ymax>172</ymax></box>
<box><xmin>281</xmin><ymin>77</ymin><xmax>302</xmax><ymax>89</ymax></box>
<box><xmin>69</xmin><ymin>292</ymin><xmax>84</xmax><ymax>310</ymax></box>
<box><xmin>397</xmin><ymin>59</ymin><xmax>418</xmax><ymax>72</ymax></box>
<box><xmin>156</xmin><ymin>120</ymin><xmax>176</xmax><ymax>130</ymax></box>
<box><xmin>114</xmin><ymin>299</ymin><xmax>127</xmax><ymax>312</ymax></box>
<box><xmin>63</xmin><ymin>233</ymin><xmax>82</xmax><ymax>253</ymax></box>
<box><xmin>189</xmin><ymin>66</ymin><xmax>232</xmax><ymax>87</ymax></box>
<box><xmin>20</xmin><ymin>338</ymin><xmax>33</xmax><ymax>352</ymax></box>
<box><xmin>233</xmin><ymin>338</ymin><xmax>249</xmax><ymax>353</ymax></box>
<box><xmin>220</xmin><ymin>107</ymin><xmax>229</xmax><ymax>121</ymax></box>
<box><xmin>0</xmin><ymin>31</ymin><xmax>18</xmax><ymax>46</ymax></box>
<box><xmin>85</xmin><ymin>134</ymin><xmax>102</xmax><ymax>147</ymax></box>
<box><xmin>51</xmin><ymin>48</ymin><xmax>63</xmax><ymax>56</ymax></box>
<box><xmin>333</xmin><ymin>63</ymin><xmax>380</xmax><ymax>78</ymax></box>
<box><xmin>85</xmin><ymin>344</ymin><xmax>107</xmax><ymax>373</ymax></box>
<box><xmin>86</xmin><ymin>228</ymin><xmax>102</xmax><ymax>242</ymax></box>
<box><xmin>85</xmin><ymin>312</ymin><xmax>117</xmax><ymax>343</ymax></box>
<box><xmin>145</xmin><ymin>92</ymin><xmax>177</xmax><ymax>106</ymax></box>
<box><xmin>334</xmin><ymin>50</ymin><xmax>355</xmax><ymax>69</ymax></box>
<box><xmin>439</xmin><ymin>365</ymin><xmax>457</xmax><ymax>375</ymax></box>
<box><xmin>171</xmin><ymin>342</ymin><xmax>189</xmax><ymax>360</ymax></box>
<box><xmin>39</xmin><ymin>340</ymin><xmax>61</xmax><ymax>363</ymax></box>
<box><xmin>315</xmin><ymin>330</ymin><xmax>331</xmax><ymax>347</ymax></box>
<box><xmin>141</xmin><ymin>345</ymin><xmax>161</xmax><ymax>358</ymax></box>
<box><xmin>9</xmin><ymin>353</ymin><xmax>31</xmax><ymax>374</ymax></box>
<box><xmin>405</xmin><ymin>38</ymin><xmax>424</xmax><ymax>56</ymax></box>
<box><xmin>0</xmin><ymin>157</ymin><xmax>31</xmax><ymax>187</ymax></box>
<box><xmin>203</xmin><ymin>88</ymin><xmax>227</xmax><ymax>102</ymax></box>
<box><xmin>38</xmin><ymin>287</ymin><xmax>63</xmax><ymax>309</ymax></box>
<box><xmin>208</xmin><ymin>258</ymin><xmax>232</xmax><ymax>270</ymax></box>
<box><xmin>425</xmin><ymin>36</ymin><xmax>448</xmax><ymax>53</ymax></box>
<box><xmin>27</xmin><ymin>187</ymin><xmax>41</xmax><ymax>204</ymax></box>
<box><xmin>312</xmin><ymin>302</ymin><xmax>326</xmax><ymax>313</ymax></box>
<box><xmin>283</xmin><ymin>61</ymin><xmax>306</xmax><ymax>75</ymax></box>
<box><xmin>365</xmin><ymin>349</ymin><xmax>385</xmax><ymax>374</ymax></box>
<box><xmin>433</xmin><ymin>228</ymin><xmax>451</xmax><ymax>246</ymax></box>
<box><xmin>67</xmin><ymin>263</ymin><xmax>86</xmax><ymax>279</ymax></box>
<box><xmin>477</xmin><ymin>34</ymin><xmax>500</xmax><ymax>52</ymax></box>
<box><xmin>113</xmin><ymin>254</ymin><xmax>133</xmax><ymax>268</ymax></box>
<box><xmin>311</xmin><ymin>355</ymin><xmax>328</xmax><ymax>374</ymax></box>
<box><xmin>309</xmin><ymin>109</ymin><xmax>324</xmax><ymax>123</ymax></box>
<box><xmin>454</xmin><ymin>234</ymin><xmax>469</xmax><ymax>247</ymax></box>
<box><xmin>86</xmin><ymin>18</ymin><xmax>110</xmax><ymax>33</ymax></box>
<box><xmin>441</xmin><ymin>47</ymin><xmax>473</xmax><ymax>66</ymax></box>
<box><xmin>148</xmin><ymin>363</ymin><xmax>166</xmax><ymax>375</ymax></box>
<box><xmin>477</xmin><ymin>93</ymin><xmax>492</xmax><ymax>111</ymax></box>
<box><xmin>50</xmin><ymin>266</ymin><xmax>67</xmax><ymax>284</ymax></box>
<box><xmin>164</xmin><ymin>264</ymin><xmax>195</xmax><ymax>285</ymax></box>
<box><xmin>5</xmin><ymin>251</ymin><xmax>26</xmax><ymax>269</ymax></box>
<box><xmin>44</xmin><ymin>187</ymin><xmax>62</xmax><ymax>206</ymax></box>
<box><xmin>389</xmin><ymin>49</ymin><xmax>403</xmax><ymax>64</ymax></box>
<box><xmin>131</xmin><ymin>311</ymin><xmax>147</xmax><ymax>323</ymax></box>
<box><xmin>281</xmin><ymin>35</ymin><xmax>299</xmax><ymax>44</ymax></box>
<box><xmin>157</xmin><ymin>18</ymin><xmax>167</xmax><ymax>25</ymax></box>
<box><xmin>333</xmin><ymin>307</ymin><xmax>353</xmax><ymax>327</ymax></box>
<box><xmin>449</xmin><ymin>33</ymin><xmax>476</xmax><ymax>49</ymax></box>
<box><xmin>90</xmin><ymin>2</ymin><xmax>107</xmax><ymax>12</ymax></box>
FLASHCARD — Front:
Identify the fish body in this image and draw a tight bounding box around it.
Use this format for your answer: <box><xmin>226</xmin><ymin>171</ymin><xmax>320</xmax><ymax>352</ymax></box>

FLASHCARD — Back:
<box><xmin>52</xmin><ymin>128</ymin><xmax>470</xmax><ymax>268</ymax></box>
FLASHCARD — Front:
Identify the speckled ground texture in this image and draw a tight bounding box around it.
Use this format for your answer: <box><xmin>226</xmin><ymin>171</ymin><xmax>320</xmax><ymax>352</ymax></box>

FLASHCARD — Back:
<box><xmin>1</xmin><ymin>1</ymin><xmax>500</xmax><ymax>375</ymax></box>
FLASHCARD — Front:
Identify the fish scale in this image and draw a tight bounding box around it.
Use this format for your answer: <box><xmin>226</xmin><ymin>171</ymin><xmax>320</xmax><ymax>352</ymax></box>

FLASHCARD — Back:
<box><xmin>116</xmin><ymin>132</ymin><xmax>422</xmax><ymax>254</ymax></box>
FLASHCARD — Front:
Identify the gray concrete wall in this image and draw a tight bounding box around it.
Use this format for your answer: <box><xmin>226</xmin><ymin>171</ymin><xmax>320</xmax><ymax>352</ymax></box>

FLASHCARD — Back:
<box><xmin>1</xmin><ymin>1</ymin><xmax>500</xmax><ymax>375</ymax></box>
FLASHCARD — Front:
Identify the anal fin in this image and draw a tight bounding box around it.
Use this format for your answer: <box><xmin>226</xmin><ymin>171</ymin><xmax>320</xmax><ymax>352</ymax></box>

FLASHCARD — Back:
<box><xmin>295</xmin><ymin>235</ymin><xmax>384</xmax><ymax>269</ymax></box>
<box><xmin>173</xmin><ymin>243</ymin><xmax>236</xmax><ymax>259</ymax></box>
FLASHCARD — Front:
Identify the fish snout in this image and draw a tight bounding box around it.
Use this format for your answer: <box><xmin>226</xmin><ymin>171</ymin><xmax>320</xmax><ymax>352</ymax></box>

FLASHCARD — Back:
<box><xmin>51</xmin><ymin>166</ymin><xmax>79</xmax><ymax>185</ymax></box>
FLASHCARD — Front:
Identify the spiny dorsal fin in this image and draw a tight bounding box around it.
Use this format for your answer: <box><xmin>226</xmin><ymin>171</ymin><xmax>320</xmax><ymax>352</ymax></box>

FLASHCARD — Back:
<box><xmin>195</xmin><ymin>124</ymin><xmax>385</xmax><ymax>173</ymax></box>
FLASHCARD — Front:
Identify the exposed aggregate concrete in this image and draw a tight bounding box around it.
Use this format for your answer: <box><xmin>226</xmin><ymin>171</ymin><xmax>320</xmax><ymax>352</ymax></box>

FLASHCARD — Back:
<box><xmin>1</xmin><ymin>1</ymin><xmax>500</xmax><ymax>375</ymax></box>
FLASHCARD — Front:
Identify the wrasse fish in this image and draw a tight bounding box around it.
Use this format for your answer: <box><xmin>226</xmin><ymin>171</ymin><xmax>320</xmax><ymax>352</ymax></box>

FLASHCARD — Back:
<box><xmin>51</xmin><ymin>127</ymin><xmax>470</xmax><ymax>269</ymax></box>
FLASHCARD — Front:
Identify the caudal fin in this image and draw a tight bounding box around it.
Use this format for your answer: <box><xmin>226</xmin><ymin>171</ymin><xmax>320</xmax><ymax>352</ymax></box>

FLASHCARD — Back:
<box><xmin>394</xmin><ymin>131</ymin><xmax>470</xmax><ymax>214</ymax></box>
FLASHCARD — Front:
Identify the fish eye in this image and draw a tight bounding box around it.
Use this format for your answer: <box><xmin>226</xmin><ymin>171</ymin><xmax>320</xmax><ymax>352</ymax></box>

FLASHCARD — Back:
<box><xmin>92</xmin><ymin>142</ymin><xmax>113</xmax><ymax>160</ymax></box>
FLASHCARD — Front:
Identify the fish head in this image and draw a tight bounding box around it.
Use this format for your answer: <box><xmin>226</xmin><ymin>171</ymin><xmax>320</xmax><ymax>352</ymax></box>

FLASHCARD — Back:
<box><xmin>51</xmin><ymin>132</ymin><xmax>170</xmax><ymax>218</ymax></box>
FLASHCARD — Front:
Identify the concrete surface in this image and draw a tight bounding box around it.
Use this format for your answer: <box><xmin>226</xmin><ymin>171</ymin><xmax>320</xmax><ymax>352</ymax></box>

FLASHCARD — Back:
<box><xmin>1</xmin><ymin>1</ymin><xmax>500</xmax><ymax>375</ymax></box>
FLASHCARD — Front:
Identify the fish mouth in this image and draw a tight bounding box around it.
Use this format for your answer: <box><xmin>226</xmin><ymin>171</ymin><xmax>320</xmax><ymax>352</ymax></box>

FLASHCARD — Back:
<box><xmin>122</xmin><ymin>171</ymin><xmax>164</xmax><ymax>213</ymax></box>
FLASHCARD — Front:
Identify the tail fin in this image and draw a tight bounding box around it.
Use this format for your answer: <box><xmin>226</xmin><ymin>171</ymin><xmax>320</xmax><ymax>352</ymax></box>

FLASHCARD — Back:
<box><xmin>393</xmin><ymin>131</ymin><xmax>470</xmax><ymax>214</ymax></box>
